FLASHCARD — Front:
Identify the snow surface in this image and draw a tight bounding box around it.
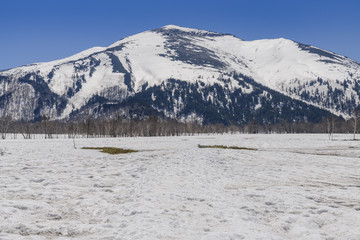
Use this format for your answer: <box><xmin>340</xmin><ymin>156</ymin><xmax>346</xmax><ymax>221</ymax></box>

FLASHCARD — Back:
<box><xmin>161</xmin><ymin>25</ymin><xmax>218</xmax><ymax>34</ymax></box>
<box><xmin>1</xmin><ymin>134</ymin><xmax>360</xmax><ymax>239</ymax></box>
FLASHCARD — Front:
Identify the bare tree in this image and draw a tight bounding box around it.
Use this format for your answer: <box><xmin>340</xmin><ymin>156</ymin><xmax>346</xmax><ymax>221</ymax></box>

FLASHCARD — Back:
<box><xmin>68</xmin><ymin>122</ymin><xmax>79</xmax><ymax>149</ymax></box>
<box><xmin>41</xmin><ymin>115</ymin><xmax>54</xmax><ymax>139</ymax></box>
<box><xmin>351</xmin><ymin>109</ymin><xmax>360</xmax><ymax>140</ymax></box>
<box><xmin>327</xmin><ymin>116</ymin><xmax>336</xmax><ymax>141</ymax></box>
<box><xmin>0</xmin><ymin>116</ymin><xmax>13</xmax><ymax>139</ymax></box>
<box><xmin>20</xmin><ymin>123</ymin><xmax>32</xmax><ymax>139</ymax></box>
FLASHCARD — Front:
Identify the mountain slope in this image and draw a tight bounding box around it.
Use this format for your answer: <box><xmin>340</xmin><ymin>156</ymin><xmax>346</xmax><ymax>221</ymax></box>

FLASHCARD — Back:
<box><xmin>1</xmin><ymin>25</ymin><xmax>359</xmax><ymax>124</ymax></box>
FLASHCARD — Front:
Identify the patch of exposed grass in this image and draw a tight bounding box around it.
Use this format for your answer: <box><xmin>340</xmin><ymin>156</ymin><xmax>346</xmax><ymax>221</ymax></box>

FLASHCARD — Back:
<box><xmin>198</xmin><ymin>144</ymin><xmax>257</xmax><ymax>151</ymax></box>
<box><xmin>82</xmin><ymin>147</ymin><xmax>138</xmax><ymax>154</ymax></box>
<box><xmin>82</xmin><ymin>147</ymin><xmax>104</xmax><ymax>150</ymax></box>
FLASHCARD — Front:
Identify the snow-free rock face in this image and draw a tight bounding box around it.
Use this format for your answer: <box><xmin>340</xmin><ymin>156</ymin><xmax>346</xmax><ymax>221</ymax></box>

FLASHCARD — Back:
<box><xmin>1</xmin><ymin>25</ymin><xmax>360</xmax><ymax>124</ymax></box>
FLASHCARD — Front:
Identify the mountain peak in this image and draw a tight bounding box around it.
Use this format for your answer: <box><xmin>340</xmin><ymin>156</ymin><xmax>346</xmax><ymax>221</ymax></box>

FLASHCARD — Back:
<box><xmin>160</xmin><ymin>25</ymin><xmax>203</xmax><ymax>32</ymax></box>
<box><xmin>155</xmin><ymin>25</ymin><xmax>232</xmax><ymax>38</ymax></box>
<box><xmin>161</xmin><ymin>24</ymin><xmax>188</xmax><ymax>30</ymax></box>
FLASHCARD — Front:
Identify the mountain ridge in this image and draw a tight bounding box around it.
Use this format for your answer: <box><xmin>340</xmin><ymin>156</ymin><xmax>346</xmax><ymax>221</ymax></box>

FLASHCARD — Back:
<box><xmin>1</xmin><ymin>25</ymin><xmax>359</xmax><ymax>124</ymax></box>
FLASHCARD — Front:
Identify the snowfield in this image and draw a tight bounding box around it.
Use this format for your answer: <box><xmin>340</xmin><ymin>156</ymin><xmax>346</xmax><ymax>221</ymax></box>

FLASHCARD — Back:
<box><xmin>0</xmin><ymin>134</ymin><xmax>359</xmax><ymax>239</ymax></box>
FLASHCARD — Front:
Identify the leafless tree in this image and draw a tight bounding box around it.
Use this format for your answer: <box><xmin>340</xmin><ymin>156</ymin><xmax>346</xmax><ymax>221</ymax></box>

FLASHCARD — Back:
<box><xmin>0</xmin><ymin>116</ymin><xmax>13</xmax><ymax>139</ymax></box>
<box><xmin>20</xmin><ymin>123</ymin><xmax>32</xmax><ymax>139</ymax></box>
<box><xmin>327</xmin><ymin>116</ymin><xmax>336</xmax><ymax>141</ymax></box>
<box><xmin>68</xmin><ymin>122</ymin><xmax>79</xmax><ymax>149</ymax></box>
<box><xmin>351</xmin><ymin>109</ymin><xmax>360</xmax><ymax>140</ymax></box>
<box><xmin>41</xmin><ymin>115</ymin><xmax>54</xmax><ymax>139</ymax></box>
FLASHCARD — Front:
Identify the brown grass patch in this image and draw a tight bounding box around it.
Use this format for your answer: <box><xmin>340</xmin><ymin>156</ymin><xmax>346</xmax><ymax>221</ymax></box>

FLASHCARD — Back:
<box><xmin>198</xmin><ymin>145</ymin><xmax>257</xmax><ymax>150</ymax></box>
<box><xmin>82</xmin><ymin>147</ymin><xmax>138</xmax><ymax>154</ymax></box>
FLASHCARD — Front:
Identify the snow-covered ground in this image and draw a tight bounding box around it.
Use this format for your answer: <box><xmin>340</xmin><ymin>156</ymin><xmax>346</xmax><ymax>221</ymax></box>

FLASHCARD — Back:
<box><xmin>0</xmin><ymin>134</ymin><xmax>359</xmax><ymax>239</ymax></box>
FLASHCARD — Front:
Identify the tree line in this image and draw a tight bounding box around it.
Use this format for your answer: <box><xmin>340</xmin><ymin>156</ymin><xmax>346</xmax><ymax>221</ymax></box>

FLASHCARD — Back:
<box><xmin>0</xmin><ymin>112</ymin><xmax>359</xmax><ymax>140</ymax></box>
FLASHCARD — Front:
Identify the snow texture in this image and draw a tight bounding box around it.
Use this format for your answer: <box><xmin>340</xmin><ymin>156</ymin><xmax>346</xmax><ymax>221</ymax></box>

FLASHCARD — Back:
<box><xmin>0</xmin><ymin>134</ymin><xmax>359</xmax><ymax>239</ymax></box>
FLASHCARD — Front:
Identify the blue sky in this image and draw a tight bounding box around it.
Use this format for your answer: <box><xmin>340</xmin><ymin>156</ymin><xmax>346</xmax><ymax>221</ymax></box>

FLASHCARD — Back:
<box><xmin>1</xmin><ymin>0</ymin><xmax>359</xmax><ymax>70</ymax></box>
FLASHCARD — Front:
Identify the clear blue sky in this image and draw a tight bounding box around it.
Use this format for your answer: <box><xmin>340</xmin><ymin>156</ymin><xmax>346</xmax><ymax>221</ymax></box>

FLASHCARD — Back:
<box><xmin>1</xmin><ymin>0</ymin><xmax>359</xmax><ymax>70</ymax></box>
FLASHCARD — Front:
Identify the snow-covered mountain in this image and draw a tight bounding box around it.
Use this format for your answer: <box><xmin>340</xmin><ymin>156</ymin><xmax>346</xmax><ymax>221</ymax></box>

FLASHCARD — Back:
<box><xmin>1</xmin><ymin>25</ymin><xmax>360</xmax><ymax>124</ymax></box>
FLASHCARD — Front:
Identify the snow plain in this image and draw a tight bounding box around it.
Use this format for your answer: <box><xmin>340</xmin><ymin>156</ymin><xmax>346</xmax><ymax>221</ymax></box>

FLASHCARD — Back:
<box><xmin>0</xmin><ymin>134</ymin><xmax>359</xmax><ymax>239</ymax></box>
